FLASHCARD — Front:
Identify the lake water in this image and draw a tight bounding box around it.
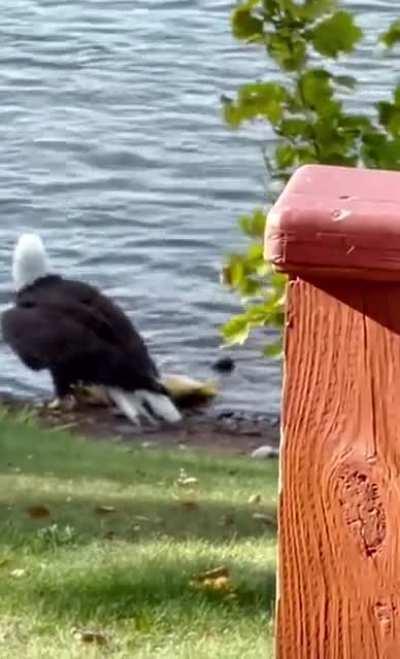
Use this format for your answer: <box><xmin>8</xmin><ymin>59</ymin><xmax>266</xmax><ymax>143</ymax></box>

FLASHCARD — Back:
<box><xmin>0</xmin><ymin>0</ymin><xmax>397</xmax><ymax>413</ymax></box>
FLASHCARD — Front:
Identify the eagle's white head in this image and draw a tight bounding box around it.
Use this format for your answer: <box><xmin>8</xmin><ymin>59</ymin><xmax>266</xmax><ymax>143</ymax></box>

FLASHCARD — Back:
<box><xmin>12</xmin><ymin>233</ymin><xmax>49</xmax><ymax>292</ymax></box>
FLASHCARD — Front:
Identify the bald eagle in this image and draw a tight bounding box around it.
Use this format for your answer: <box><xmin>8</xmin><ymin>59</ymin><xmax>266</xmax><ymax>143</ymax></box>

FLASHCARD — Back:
<box><xmin>1</xmin><ymin>233</ymin><xmax>182</xmax><ymax>426</ymax></box>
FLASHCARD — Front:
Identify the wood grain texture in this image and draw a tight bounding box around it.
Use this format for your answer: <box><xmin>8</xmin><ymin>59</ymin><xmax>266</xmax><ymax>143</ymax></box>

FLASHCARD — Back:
<box><xmin>277</xmin><ymin>279</ymin><xmax>400</xmax><ymax>659</ymax></box>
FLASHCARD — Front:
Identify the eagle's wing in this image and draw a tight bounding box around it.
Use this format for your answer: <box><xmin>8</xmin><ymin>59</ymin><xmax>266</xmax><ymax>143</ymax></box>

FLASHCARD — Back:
<box><xmin>1</xmin><ymin>302</ymin><xmax>163</xmax><ymax>394</ymax></box>
<box><xmin>1</xmin><ymin>304</ymin><xmax>102</xmax><ymax>371</ymax></box>
<box><xmin>17</xmin><ymin>277</ymin><xmax>159</xmax><ymax>378</ymax></box>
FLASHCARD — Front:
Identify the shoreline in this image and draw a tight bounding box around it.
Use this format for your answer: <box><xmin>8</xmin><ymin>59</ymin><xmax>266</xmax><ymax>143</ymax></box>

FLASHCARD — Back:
<box><xmin>0</xmin><ymin>393</ymin><xmax>280</xmax><ymax>457</ymax></box>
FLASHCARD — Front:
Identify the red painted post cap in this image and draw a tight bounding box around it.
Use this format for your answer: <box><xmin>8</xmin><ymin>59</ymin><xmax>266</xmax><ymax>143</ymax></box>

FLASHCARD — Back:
<box><xmin>265</xmin><ymin>164</ymin><xmax>400</xmax><ymax>281</ymax></box>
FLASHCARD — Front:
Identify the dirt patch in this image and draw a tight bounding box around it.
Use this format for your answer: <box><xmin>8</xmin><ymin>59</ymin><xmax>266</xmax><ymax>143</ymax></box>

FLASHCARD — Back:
<box><xmin>0</xmin><ymin>394</ymin><xmax>280</xmax><ymax>457</ymax></box>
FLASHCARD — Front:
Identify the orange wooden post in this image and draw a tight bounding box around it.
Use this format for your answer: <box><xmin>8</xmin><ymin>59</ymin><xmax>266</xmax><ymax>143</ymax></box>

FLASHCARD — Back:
<box><xmin>265</xmin><ymin>164</ymin><xmax>400</xmax><ymax>659</ymax></box>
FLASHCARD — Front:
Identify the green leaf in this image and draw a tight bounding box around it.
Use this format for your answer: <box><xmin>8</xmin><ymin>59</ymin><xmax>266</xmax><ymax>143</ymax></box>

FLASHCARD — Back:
<box><xmin>380</xmin><ymin>19</ymin><xmax>400</xmax><ymax>48</ymax></box>
<box><xmin>312</xmin><ymin>117</ymin><xmax>360</xmax><ymax>162</ymax></box>
<box><xmin>332</xmin><ymin>75</ymin><xmax>357</xmax><ymax>90</ymax></box>
<box><xmin>268</xmin><ymin>309</ymin><xmax>285</xmax><ymax>327</ymax></box>
<box><xmin>231</xmin><ymin>3</ymin><xmax>264</xmax><ymax>42</ymax></box>
<box><xmin>224</xmin><ymin>82</ymin><xmax>287</xmax><ymax>127</ymax></box>
<box><xmin>222</xmin><ymin>99</ymin><xmax>242</xmax><ymax>128</ymax></box>
<box><xmin>361</xmin><ymin>132</ymin><xmax>400</xmax><ymax>170</ymax></box>
<box><xmin>240</xmin><ymin>278</ymin><xmax>264</xmax><ymax>297</ymax></box>
<box><xmin>295</xmin><ymin>0</ymin><xmax>337</xmax><ymax>22</ymax></box>
<box><xmin>245</xmin><ymin>304</ymin><xmax>270</xmax><ymax>323</ymax></box>
<box><xmin>278</xmin><ymin>118</ymin><xmax>312</xmax><ymax>140</ymax></box>
<box><xmin>244</xmin><ymin>242</ymin><xmax>269</xmax><ymax>278</ymax></box>
<box><xmin>275</xmin><ymin>143</ymin><xmax>297</xmax><ymax>169</ymax></box>
<box><xmin>263</xmin><ymin>0</ymin><xmax>280</xmax><ymax>19</ymax></box>
<box><xmin>239</xmin><ymin>209</ymin><xmax>266</xmax><ymax>238</ymax></box>
<box><xmin>221</xmin><ymin>315</ymin><xmax>250</xmax><ymax>345</ymax></box>
<box><xmin>263</xmin><ymin>342</ymin><xmax>283</xmax><ymax>358</ymax></box>
<box><xmin>377</xmin><ymin>101</ymin><xmax>400</xmax><ymax>137</ymax></box>
<box><xmin>246</xmin><ymin>242</ymin><xmax>264</xmax><ymax>263</ymax></box>
<box><xmin>297</xmin><ymin>70</ymin><xmax>343</xmax><ymax>120</ymax></box>
<box><xmin>238</xmin><ymin>82</ymin><xmax>287</xmax><ymax>121</ymax></box>
<box><xmin>266</xmin><ymin>32</ymin><xmax>307</xmax><ymax>71</ymax></box>
<box><xmin>296</xmin><ymin>146</ymin><xmax>318</xmax><ymax>164</ymax></box>
<box><xmin>311</xmin><ymin>11</ymin><xmax>362</xmax><ymax>57</ymax></box>
<box><xmin>270</xmin><ymin>271</ymin><xmax>287</xmax><ymax>291</ymax></box>
<box><xmin>221</xmin><ymin>255</ymin><xmax>245</xmax><ymax>288</ymax></box>
<box><xmin>298</xmin><ymin>69</ymin><xmax>332</xmax><ymax>111</ymax></box>
<box><xmin>337</xmin><ymin>114</ymin><xmax>373</xmax><ymax>136</ymax></box>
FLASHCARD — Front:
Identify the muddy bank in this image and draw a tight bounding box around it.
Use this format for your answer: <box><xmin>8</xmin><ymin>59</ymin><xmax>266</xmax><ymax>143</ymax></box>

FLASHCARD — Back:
<box><xmin>0</xmin><ymin>394</ymin><xmax>280</xmax><ymax>457</ymax></box>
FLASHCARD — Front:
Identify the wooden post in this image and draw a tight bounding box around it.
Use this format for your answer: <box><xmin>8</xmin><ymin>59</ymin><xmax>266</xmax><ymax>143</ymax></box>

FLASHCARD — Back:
<box><xmin>265</xmin><ymin>164</ymin><xmax>400</xmax><ymax>658</ymax></box>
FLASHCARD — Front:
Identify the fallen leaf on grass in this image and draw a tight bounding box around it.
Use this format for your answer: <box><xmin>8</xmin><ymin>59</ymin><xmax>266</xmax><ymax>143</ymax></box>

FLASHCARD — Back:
<box><xmin>195</xmin><ymin>566</ymin><xmax>230</xmax><ymax>581</ymax></box>
<box><xmin>95</xmin><ymin>505</ymin><xmax>116</xmax><ymax>514</ymax></box>
<box><xmin>133</xmin><ymin>515</ymin><xmax>151</xmax><ymax>522</ymax></box>
<box><xmin>133</xmin><ymin>515</ymin><xmax>162</xmax><ymax>524</ymax></box>
<box><xmin>51</xmin><ymin>422</ymin><xmax>78</xmax><ymax>432</ymax></box>
<box><xmin>203</xmin><ymin>576</ymin><xmax>232</xmax><ymax>591</ymax></box>
<box><xmin>191</xmin><ymin>566</ymin><xmax>235</xmax><ymax>595</ymax></box>
<box><xmin>72</xmin><ymin>628</ymin><xmax>108</xmax><ymax>646</ymax></box>
<box><xmin>248</xmin><ymin>494</ymin><xmax>262</xmax><ymax>505</ymax></box>
<box><xmin>219</xmin><ymin>513</ymin><xmax>235</xmax><ymax>527</ymax></box>
<box><xmin>26</xmin><ymin>505</ymin><xmax>50</xmax><ymax>519</ymax></box>
<box><xmin>176</xmin><ymin>468</ymin><xmax>199</xmax><ymax>487</ymax></box>
<box><xmin>177</xmin><ymin>476</ymin><xmax>199</xmax><ymax>487</ymax></box>
<box><xmin>252</xmin><ymin>512</ymin><xmax>277</xmax><ymax>527</ymax></box>
<box><xmin>181</xmin><ymin>500</ymin><xmax>199</xmax><ymax>511</ymax></box>
<box><xmin>141</xmin><ymin>441</ymin><xmax>157</xmax><ymax>449</ymax></box>
<box><xmin>10</xmin><ymin>569</ymin><xmax>26</xmax><ymax>578</ymax></box>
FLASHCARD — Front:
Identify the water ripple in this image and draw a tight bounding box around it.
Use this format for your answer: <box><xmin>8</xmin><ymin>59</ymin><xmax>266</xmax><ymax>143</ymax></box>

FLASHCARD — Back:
<box><xmin>0</xmin><ymin>0</ymin><xmax>396</xmax><ymax>412</ymax></box>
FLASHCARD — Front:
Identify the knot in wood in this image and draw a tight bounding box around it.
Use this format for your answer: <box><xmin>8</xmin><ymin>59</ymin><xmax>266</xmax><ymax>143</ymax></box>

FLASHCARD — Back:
<box><xmin>336</xmin><ymin>466</ymin><xmax>386</xmax><ymax>558</ymax></box>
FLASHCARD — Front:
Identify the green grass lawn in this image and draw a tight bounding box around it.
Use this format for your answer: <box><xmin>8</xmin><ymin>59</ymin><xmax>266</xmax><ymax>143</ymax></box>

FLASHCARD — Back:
<box><xmin>0</xmin><ymin>409</ymin><xmax>278</xmax><ymax>658</ymax></box>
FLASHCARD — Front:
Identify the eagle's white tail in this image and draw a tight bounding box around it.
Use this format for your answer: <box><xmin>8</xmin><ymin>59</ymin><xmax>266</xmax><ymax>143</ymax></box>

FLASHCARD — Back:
<box><xmin>134</xmin><ymin>389</ymin><xmax>182</xmax><ymax>424</ymax></box>
<box><xmin>107</xmin><ymin>387</ymin><xmax>181</xmax><ymax>426</ymax></box>
<box><xmin>12</xmin><ymin>233</ymin><xmax>49</xmax><ymax>292</ymax></box>
<box><xmin>107</xmin><ymin>387</ymin><xmax>140</xmax><ymax>426</ymax></box>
